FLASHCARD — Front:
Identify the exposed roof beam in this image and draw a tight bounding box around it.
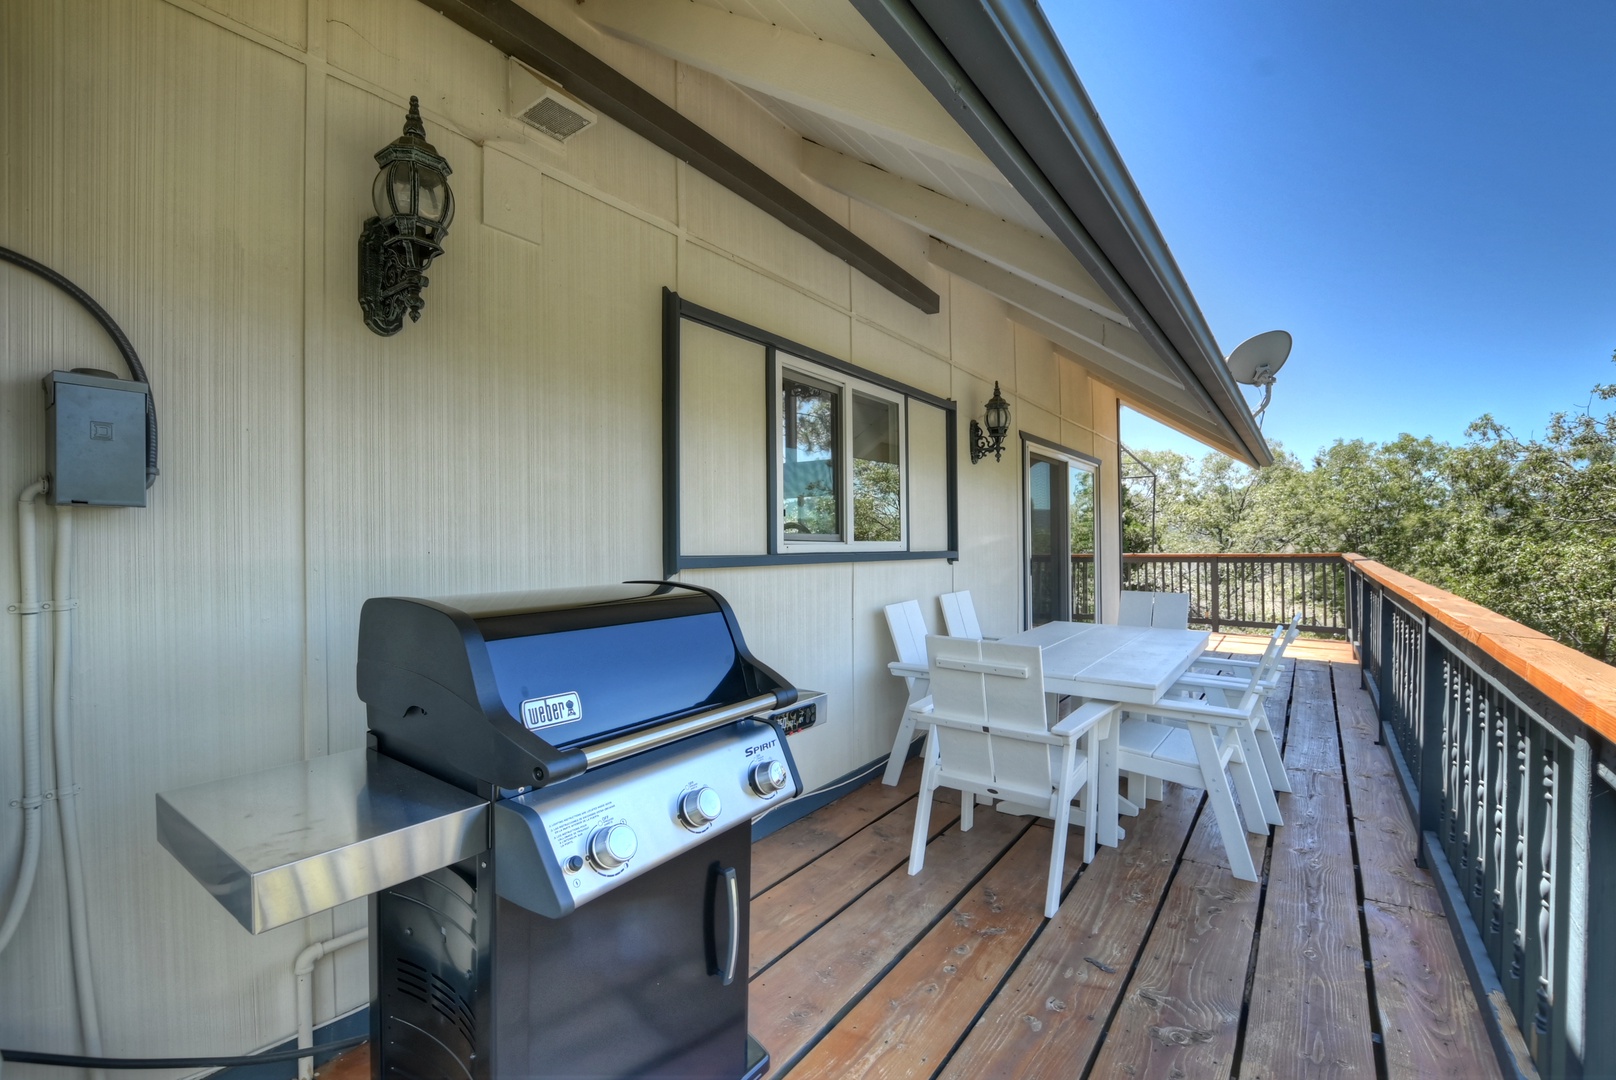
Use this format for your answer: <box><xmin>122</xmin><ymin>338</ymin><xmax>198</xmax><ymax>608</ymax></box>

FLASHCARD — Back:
<box><xmin>417</xmin><ymin>0</ymin><xmax>940</xmax><ymax>313</ymax></box>
<box><xmin>800</xmin><ymin>142</ymin><xmax>1127</xmax><ymax>324</ymax></box>
<box><xmin>925</xmin><ymin>239</ymin><xmax>1179</xmax><ymax>392</ymax></box>
<box><xmin>925</xmin><ymin>240</ymin><xmax>1236</xmax><ymax>445</ymax></box>
<box><xmin>577</xmin><ymin>0</ymin><xmax>995</xmax><ymax>177</ymax></box>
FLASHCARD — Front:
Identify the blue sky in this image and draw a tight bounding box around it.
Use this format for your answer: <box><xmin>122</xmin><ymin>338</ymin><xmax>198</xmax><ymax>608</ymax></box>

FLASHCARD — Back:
<box><xmin>1048</xmin><ymin>1</ymin><xmax>1616</xmax><ymax>464</ymax></box>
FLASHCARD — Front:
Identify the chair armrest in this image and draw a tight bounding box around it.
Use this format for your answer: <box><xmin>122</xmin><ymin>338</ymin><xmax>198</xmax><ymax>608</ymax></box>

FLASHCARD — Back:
<box><xmin>1051</xmin><ymin>700</ymin><xmax>1121</xmax><ymax>737</ymax></box>
<box><xmin>889</xmin><ymin>660</ymin><xmax>928</xmax><ymax>679</ymax></box>
<box><xmin>1174</xmin><ymin>672</ymin><xmax>1249</xmax><ymax>691</ymax></box>
<box><xmin>1124</xmin><ymin>698</ymin><xmax>1251</xmax><ymax>728</ymax></box>
<box><xmin>1189</xmin><ymin>656</ymin><xmax>1259</xmax><ymax>671</ymax></box>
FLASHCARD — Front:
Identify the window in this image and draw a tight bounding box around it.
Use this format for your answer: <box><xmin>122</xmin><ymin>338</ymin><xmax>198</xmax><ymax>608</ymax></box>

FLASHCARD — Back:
<box><xmin>779</xmin><ymin>358</ymin><xmax>907</xmax><ymax>551</ymax></box>
<box><xmin>1024</xmin><ymin>436</ymin><xmax>1102</xmax><ymax>626</ymax></box>
<box><xmin>662</xmin><ymin>289</ymin><xmax>958</xmax><ymax>573</ymax></box>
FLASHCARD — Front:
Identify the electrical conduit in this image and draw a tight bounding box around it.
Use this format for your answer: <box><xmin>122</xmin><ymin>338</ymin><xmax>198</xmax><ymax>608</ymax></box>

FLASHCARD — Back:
<box><xmin>0</xmin><ymin>481</ymin><xmax>48</xmax><ymax>954</ymax></box>
<box><xmin>294</xmin><ymin>928</ymin><xmax>369</xmax><ymax>1080</ymax></box>
<box><xmin>50</xmin><ymin>507</ymin><xmax>105</xmax><ymax>1078</ymax></box>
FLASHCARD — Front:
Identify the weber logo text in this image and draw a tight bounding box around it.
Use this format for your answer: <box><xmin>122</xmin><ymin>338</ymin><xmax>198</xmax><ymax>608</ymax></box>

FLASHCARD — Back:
<box><xmin>522</xmin><ymin>691</ymin><xmax>583</xmax><ymax>730</ymax></box>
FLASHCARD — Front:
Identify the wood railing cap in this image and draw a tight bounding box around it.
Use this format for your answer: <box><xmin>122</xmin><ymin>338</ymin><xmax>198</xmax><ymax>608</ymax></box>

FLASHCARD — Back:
<box><xmin>1345</xmin><ymin>554</ymin><xmax>1616</xmax><ymax>741</ymax></box>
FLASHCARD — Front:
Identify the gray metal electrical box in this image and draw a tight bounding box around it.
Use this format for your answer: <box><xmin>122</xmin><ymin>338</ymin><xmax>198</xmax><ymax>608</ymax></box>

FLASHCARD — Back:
<box><xmin>44</xmin><ymin>369</ymin><xmax>149</xmax><ymax>507</ymax></box>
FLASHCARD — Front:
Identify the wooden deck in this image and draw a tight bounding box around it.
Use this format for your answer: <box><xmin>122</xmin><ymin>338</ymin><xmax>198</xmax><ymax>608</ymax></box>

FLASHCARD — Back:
<box><xmin>323</xmin><ymin>637</ymin><xmax>1503</xmax><ymax>1080</ymax></box>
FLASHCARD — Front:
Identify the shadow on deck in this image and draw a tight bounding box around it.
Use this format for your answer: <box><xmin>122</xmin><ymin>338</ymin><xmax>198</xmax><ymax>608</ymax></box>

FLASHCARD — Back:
<box><xmin>323</xmin><ymin>637</ymin><xmax>1503</xmax><ymax>1079</ymax></box>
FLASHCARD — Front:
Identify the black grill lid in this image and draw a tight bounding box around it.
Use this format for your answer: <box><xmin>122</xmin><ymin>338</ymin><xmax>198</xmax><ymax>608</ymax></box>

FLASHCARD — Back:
<box><xmin>357</xmin><ymin>582</ymin><xmax>790</xmax><ymax>794</ymax></box>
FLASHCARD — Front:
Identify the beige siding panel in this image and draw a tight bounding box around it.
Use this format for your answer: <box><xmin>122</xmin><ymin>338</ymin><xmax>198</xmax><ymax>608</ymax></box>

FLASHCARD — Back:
<box><xmin>679</xmin><ymin>320</ymin><xmax>768</xmax><ymax>556</ymax></box>
<box><xmin>197</xmin><ymin>0</ymin><xmax>307</xmax><ymax>50</ymax></box>
<box><xmin>482</xmin><ymin>141</ymin><xmax>547</xmax><ymax>246</ymax></box>
<box><xmin>677</xmin><ymin>242</ymin><xmax>851</xmax><ymax>361</ymax></box>
<box><xmin>850</xmin><ymin>559</ymin><xmax>956</xmax><ymax>767</ymax></box>
<box><xmin>1087</xmin><ymin>382</ymin><xmax>1123</xmax><ymax>621</ymax></box>
<box><xmin>1016</xmin><ymin>398</ymin><xmax>1062</xmax><ymax>447</ymax></box>
<box><xmin>681</xmin><ymin>168</ymin><xmax>852</xmax><ymax>311</ymax></box>
<box><xmin>908</xmin><ymin>401</ymin><xmax>950</xmax><ymax>552</ymax></box>
<box><xmin>846</xmin><ymin>202</ymin><xmax>950</xmax><ymax>357</ymax></box>
<box><xmin>0</xmin><ymin>0</ymin><xmax>311</xmax><ymax>1055</ymax></box>
<box><xmin>947</xmin><ymin>276</ymin><xmax>1015</xmax><ymax>389</ymax></box>
<box><xmin>1014</xmin><ymin>322</ymin><xmax>1059</xmax><ymax>415</ymax></box>
<box><xmin>677</xmin><ymin>564</ymin><xmax>855</xmax><ymax>788</ymax></box>
<box><xmin>850</xmin><ymin>320</ymin><xmax>950</xmax><ymax>399</ymax></box>
<box><xmin>312</xmin><ymin>83</ymin><xmax>676</xmax><ymax>756</ymax></box>
<box><xmin>951</xmin><ymin>369</ymin><xmax>1023</xmax><ymax>636</ymax></box>
<box><xmin>1059</xmin><ymin>352</ymin><xmax>1096</xmax><ymax>435</ymax></box>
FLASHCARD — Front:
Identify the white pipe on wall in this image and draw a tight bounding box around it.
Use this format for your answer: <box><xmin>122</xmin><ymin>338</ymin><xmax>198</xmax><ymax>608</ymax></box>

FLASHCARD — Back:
<box><xmin>50</xmin><ymin>507</ymin><xmax>105</xmax><ymax>1076</ymax></box>
<box><xmin>0</xmin><ymin>480</ymin><xmax>49</xmax><ymax>954</ymax></box>
<box><xmin>294</xmin><ymin>927</ymin><xmax>369</xmax><ymax>1080</ymax></box>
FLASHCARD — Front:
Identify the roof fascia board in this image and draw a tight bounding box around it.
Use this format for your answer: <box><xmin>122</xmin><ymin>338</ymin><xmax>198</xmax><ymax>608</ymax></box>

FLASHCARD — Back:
<box><xmin>850</xmin><ymin>0</ymin><xmax>1271</xmax><ymax>465</ymax></box>
<box><xmin>417</xmin><ymin>0</ymin><xmax>940</xmax><ymax>314</ymax></box>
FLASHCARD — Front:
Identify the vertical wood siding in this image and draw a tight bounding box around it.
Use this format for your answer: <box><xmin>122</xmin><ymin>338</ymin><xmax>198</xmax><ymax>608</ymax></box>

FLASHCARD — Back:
<box><xmin>0</xmin><ymin>0</ymin><xmax>1137</xmax><ymax>1062</ymax></box>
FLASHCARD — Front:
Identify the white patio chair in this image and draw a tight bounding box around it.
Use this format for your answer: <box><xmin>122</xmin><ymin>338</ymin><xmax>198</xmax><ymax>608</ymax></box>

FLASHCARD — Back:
<box><xmin>938</xmin><ymin>590</ymin><xmax>984</xmax><ymax>640</ymax></box>
<box><xmin>1114</xmin><ymin>633</ymin><xmax>1286</xmax><ymax>883</ymax></box>
<box><xmin>1151</xmin><ymin>591</ymin><xmax>1192</xmax><ymax>630</ymax></box>
<box><xmin>1117</xmin><ymin>590</ymin><xmax>1154</xmax><ymax>626</ymax></box>
<box><xmin>881</xmin><ymin>600</ymin><xmax>932</xmax><ymax>785</ymax></box>
<box><xmin>907</xmin><ymin>636</ymin><xmax>1120</xmax><ymax>917</ymax></box>
<box><xmin>1162</xmin><ymin>625</ymin><xmax>1290</xmax><ymax>824</ymax></box>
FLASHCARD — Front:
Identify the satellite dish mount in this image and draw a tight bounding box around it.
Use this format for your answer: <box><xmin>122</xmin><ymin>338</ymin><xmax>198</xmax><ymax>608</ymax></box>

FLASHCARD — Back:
<box><xmin>1225</xmin><ymin>330</ymin><xmax>1293</xmax><ymax>423</ymax></box>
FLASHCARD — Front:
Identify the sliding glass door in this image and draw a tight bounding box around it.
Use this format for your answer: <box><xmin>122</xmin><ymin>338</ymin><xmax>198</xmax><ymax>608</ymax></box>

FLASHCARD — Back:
<box><xmin>1025</xmin><ymin>441</ymin><xmax>1100</xmax><ymax>627</ymax></box>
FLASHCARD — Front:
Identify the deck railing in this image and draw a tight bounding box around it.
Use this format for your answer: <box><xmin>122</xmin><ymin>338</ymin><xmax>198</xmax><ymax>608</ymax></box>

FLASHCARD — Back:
<box><xmin>1071</xmin><ymin>553</ymin><xmax>1349</xmax><ymax>635</ymax></box>
<box><xmin>1347</xmin><ymin>555</ymin><xmax>1616</xmax><ymax>1080</ymax></box>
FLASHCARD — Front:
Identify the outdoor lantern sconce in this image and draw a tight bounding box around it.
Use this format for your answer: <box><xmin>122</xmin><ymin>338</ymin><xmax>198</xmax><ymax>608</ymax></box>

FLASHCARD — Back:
<box><xmin>970</xmin><ymin>382</ymin><xmax>1011</xmax><ymax>463</ymax></box>
<box><xmin>359</xmin><ymin>96</ymin><xmax>455</xmax><ymax>336</ymax></box>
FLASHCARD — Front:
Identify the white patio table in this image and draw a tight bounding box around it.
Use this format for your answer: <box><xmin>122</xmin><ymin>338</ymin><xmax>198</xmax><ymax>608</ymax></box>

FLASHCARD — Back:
<box><xmin>897</xmin><ymin>621</ymin><xmax>1210</xmax><ymax>846</ymax></box>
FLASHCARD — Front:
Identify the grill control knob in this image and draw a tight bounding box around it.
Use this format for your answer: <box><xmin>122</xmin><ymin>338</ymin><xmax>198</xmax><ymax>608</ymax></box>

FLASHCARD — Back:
<box><xmin>749</xmin><ymin>760</ymin><xmax>789</xmax><ymax>798</ymax></box>
<box><xmin>587</xmin><ymin>824</ymin><xmax>637</xmax><ymax>872</ymax></box>
<box><xmin>679</xmin><ymin>787</ymin><xmax>722</xmax><ymax>829</ymax></box>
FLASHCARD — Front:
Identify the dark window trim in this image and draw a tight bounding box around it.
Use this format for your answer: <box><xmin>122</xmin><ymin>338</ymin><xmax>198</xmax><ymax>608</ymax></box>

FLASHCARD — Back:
<box><xmin>664</xmin><ymin>288</ymin><xmax>959</xmax><ymax>575</ymax></box>
<box><xmin>1019</xmin><ymin>430</ymin><xmax>1102</xmax><ymax>469</ymax></box>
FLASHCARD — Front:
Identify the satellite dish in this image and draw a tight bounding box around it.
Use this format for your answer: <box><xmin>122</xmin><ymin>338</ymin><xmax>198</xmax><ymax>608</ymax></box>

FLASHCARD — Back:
<box><xmin>1225</xmin><ymin>330</ymin><xmax>1292</xmax><ymax>421</ymax></box>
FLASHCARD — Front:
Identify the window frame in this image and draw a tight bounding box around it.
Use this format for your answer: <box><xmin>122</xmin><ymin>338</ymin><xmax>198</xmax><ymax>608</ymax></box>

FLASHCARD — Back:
<box><xmin>1020</xmin><ymin>432</ymin><xmax>1103</xmax><ymax>628</ymax></box>
<box><xmin>663</xmin><ymin>289</ymin><xmax>959</xmax><ymax>575</ymax></box>
<box><xmin>777</xmin><ymin>355</ymin><xmax>910</xmax><ymax>554</ymax></box>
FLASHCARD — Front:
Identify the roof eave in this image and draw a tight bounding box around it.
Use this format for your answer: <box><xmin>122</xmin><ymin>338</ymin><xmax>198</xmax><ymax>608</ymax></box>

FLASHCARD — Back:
<box><xmin>851</xmin><ymin>0</ymin><xmax>1273</xmax><ymax>467</ymax></box>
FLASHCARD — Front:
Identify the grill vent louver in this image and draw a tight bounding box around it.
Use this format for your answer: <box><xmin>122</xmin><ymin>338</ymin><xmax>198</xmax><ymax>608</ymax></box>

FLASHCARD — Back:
<box><xmin>509</xmin><ymin>58</ymin><xmax>596</xmax><ymax>144</ymax></box>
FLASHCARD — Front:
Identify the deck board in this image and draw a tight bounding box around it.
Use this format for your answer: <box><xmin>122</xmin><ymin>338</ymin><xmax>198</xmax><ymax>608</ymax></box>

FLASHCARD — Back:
<box><xmin>752</xmin><ymin>758</ymin><xmax>925</xmax><ymax>897</ymax></box>
<box><xmin>313</xmin><ymin>638</ymin><xmax>1505</xmax><ymax>1080</ymax></box>
<box><xmin>748</xmin><ymin>809</ymin><xmax>1030</xmax><ymax>1073</ymax></box>
<box><xmin>1087</xmin><ymin>858</ymin><xmax>1261</xmax><ymax>1080</ymax></box>
<box><xmin>933</xmin><ymin>785</ymin><xmax>1201</xmax><ymax>1079</ymax></box>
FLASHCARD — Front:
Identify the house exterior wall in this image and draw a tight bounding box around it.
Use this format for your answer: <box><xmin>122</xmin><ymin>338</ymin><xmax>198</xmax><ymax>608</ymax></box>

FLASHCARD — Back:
<box><xmin>0</xmin><ymin>0</ymin><xmax>1123</xmax><ymax>1065</ymax></box>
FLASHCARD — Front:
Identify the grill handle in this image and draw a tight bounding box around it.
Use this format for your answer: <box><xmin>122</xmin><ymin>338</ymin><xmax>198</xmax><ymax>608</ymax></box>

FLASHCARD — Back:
<box><xmin>579</xmin><ymin>691</ymin><xmax>791</xmax><ymax>771</ymax></box>
<box><xmin>719</xmin><ymin>866</ymin><xmax>740</xmax><ymax>986</ymax></box>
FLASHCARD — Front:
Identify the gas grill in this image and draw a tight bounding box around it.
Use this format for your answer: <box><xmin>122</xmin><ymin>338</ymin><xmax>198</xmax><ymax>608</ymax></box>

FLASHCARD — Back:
<box><xmin>358</xmin><ymin>581</ymin><xmax>809</xmax><ymax>1080</ymax></box>
<box><xmin>158</xmin><ymin>580</ymin><xmax>819</xmax><ymax>1080</ymax></box>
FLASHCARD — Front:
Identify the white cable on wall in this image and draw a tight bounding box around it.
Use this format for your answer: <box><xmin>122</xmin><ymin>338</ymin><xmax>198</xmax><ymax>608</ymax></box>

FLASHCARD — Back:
<box><xmin>50</xmin><ymin>507</ymin><xmax>106</xmax><ymax>1077</ymax></box>
<box><xmin>0</xmin><ymin>480</ymin><xmax>49</xmax><ymax>954</ymax></box>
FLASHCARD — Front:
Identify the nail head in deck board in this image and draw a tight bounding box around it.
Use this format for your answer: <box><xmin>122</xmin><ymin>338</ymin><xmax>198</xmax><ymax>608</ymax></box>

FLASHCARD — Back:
<box><xmin>416</xmin><ymin>0</ymin><xmax>942</xmax><ymax>315</ymax></box>
<box><xmin>751</xmin><ymin>788</ymin><xmax>962</xmax><ymax>975</ymax></box>
<box><xmin>752</xmin><ymin>758</ymin><xmax>924</xmax><ymax>896</ymax></box>
<box><xmin>785</xmin><ymin>827</ymin><xmax>1081</xmax><ymax>1079</ymax></box>
<box><xmin>748</xmin><ymin>810</ymin><xmax>1029</xmax><ymax>1070</ymax></box>
<box><xmin>1088</xmin><ymin>859</ymin><xmax>1261</xmax><ymax>1080</ymax></box>
<box><xmin>1241</xmin><ymin>763</ymin><xmax>1377</xmax><ymax>1077</ymax></box>
<box><xmin>1333</xmin><ymin>661</ymin><xmax>1443</xmax><ymax>916</ymax></box>
<box><xmin>1364</xmin><ymin>898</ymin><xmax>1506</xmax><ymax>1080</ymax></box>
<box><xmin>936</xmin><ymin>785</ymin><xmax>1202</xmax><ymax>1080</ymax></box>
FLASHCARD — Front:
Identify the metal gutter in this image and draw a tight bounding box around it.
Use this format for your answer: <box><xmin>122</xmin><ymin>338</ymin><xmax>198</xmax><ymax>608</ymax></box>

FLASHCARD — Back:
<box><xmin>851</xmin><ymin>0</ymin><xmax>1273</xmax><ymax>466</ymax></box>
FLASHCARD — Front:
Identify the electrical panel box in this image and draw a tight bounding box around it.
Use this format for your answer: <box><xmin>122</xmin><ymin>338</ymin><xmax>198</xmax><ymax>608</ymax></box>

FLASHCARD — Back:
<box><xmin>44</xmin><ymin>369</ymin><xmax>149</xmax><ymax>507</ymax></box>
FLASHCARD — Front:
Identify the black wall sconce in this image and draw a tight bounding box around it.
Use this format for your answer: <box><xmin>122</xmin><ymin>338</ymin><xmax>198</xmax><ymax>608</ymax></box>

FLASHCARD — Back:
<box><xmin>359</xmin><ymin>97</ymin><xmax>455</xmax><ymax>336</ymax></box>
<box><xmin>970</xmin><ymin>381</ymin><xmax>1012</xmax><ymax>463</ymax></box>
